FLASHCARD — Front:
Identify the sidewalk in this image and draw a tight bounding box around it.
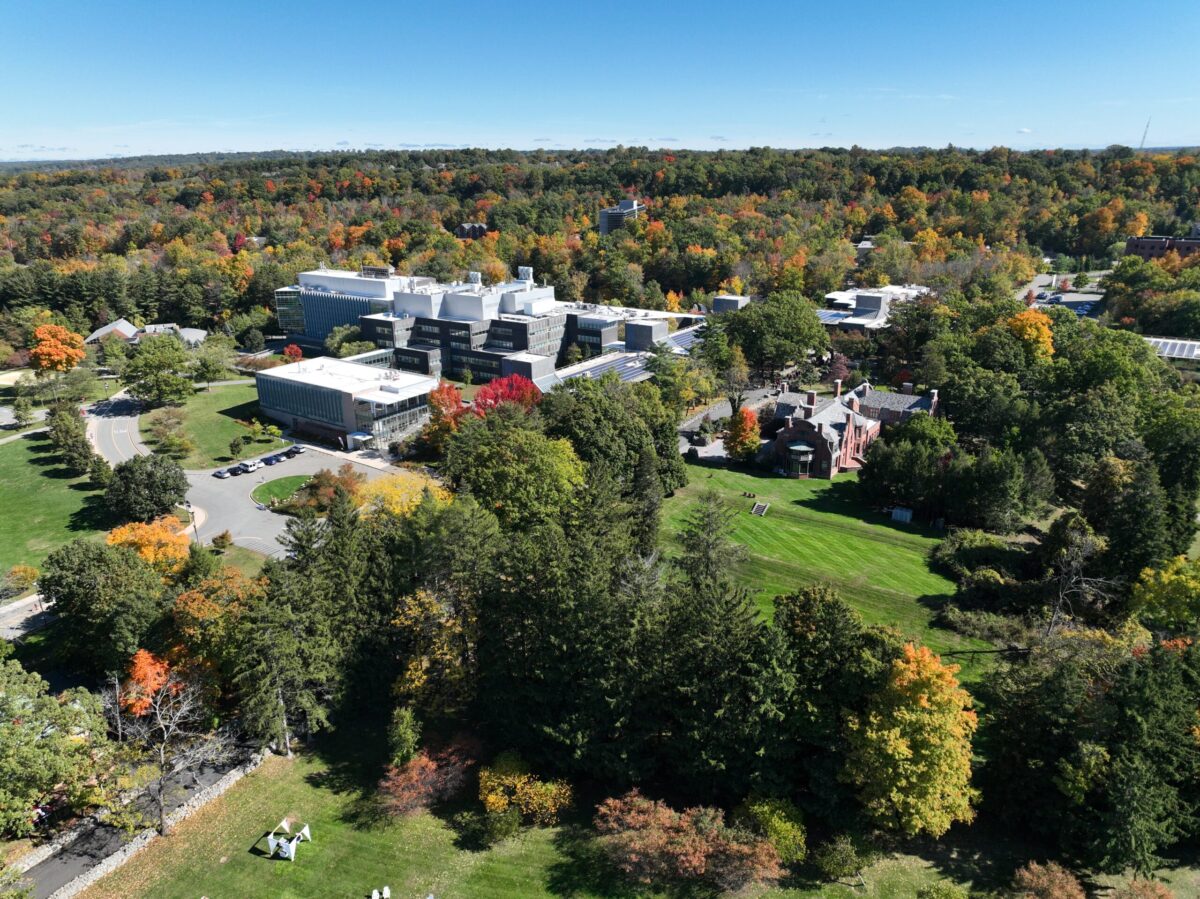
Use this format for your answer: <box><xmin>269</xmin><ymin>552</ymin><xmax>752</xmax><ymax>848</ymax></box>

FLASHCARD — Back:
<box><xmin>0</xmin><ymin>594</ymin><xmax>55</xmax><ymax>641</ymax></box>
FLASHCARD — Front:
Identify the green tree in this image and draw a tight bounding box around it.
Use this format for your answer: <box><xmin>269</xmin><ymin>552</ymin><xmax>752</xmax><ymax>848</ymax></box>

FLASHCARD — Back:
<box><xmin>191</xmin><ymin>338</ymin><xmax>234</xmax><ymax>389</ymax></box>
<box><xmin>38</xmin><ymin>540</ymin><xmax>164</xmax><ymax>674</ymax></box>
<box><xmin>241</xmin><ymin>328</ymin><xmax>265</xmax><ymax>352</ymax></box>
<box><xmin>10</xmin><ymin>396</ymin><xmax>34</xmax><ymax>429</ymax></box>
<box><xmin>724</xmin><ymin>291</ymin><xmax>829</xmax><ymax>378</ymax></box>
<box><xmin>443</xmin><ymin>405</ymin><xmax>584</xmax><ymax>528</ymax></box>
<box><xmin>1133</xmin><ymin>556</ymin><xmax>1200</xmax><ymax>631</ymax></box>
<box><xmin>121</xmin><ymin>334</ymin><xmax>194</xmax><ymax>407</ymax></box>
<box><xmin>105</xmin><ymin>453</ymin><xmax>188</xmax><ymax>522</ymax></box>
<box><xmin>0</xmin><ymin>657</ymin><xmax>115</xmax><ymax>839</ymax></box>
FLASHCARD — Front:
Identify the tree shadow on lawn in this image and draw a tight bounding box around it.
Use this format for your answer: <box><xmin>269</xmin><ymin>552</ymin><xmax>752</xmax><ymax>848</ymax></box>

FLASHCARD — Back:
<box><xmin>544</xmin><ymin>823</ymin><xmax>652</xmax><ymax>898</ymax></box>
<box><xmin>793</xmin><ymin>479</ymin><xmax>947</xmax><ymax>541</ymax></box>
<box><xmin>68</xmin><ymin>493</ymin><xmax>118</xmax><ymax>533</ymax></box>
<box><xmin>216</xmin><ymin>399</ymin><xmax>265</xmax><ymax>423</ymax></box>
<box><xmin>903</xmin><ymin>821</ymin><xmax>1032</xmax><ymax>893</ymax></box>
<box><xmin>304</xmin><ymin>723</ymin><xmax>394</xmax><ymax>830</ymax></box>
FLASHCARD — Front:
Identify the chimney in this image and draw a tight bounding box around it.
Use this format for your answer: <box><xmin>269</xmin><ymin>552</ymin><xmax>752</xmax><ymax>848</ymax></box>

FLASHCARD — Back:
<box><xmin>848</xmin><ymin>394</ymin><xmax>860</xmax><ymax>412</ymax></box>
<box><xmin>785</xmin><ymin>415</ymin><xmax>796</xmax><ymax>429</ymax></box>
<box><xmin>806</xmin><ymin>389</ymin><xmax>817</xmax><ymax>407</ymax></box>
<box><xmin>929</xmin><ymin>389</ymin><xmax>939</xmax><ymax>412</ymax></box>
<box><xmin>780</xmin><ymin>381</ymin><xmax>789</xmax><ymax>394</ymax></box>
<box><xmin>902</xmin><ymin>382</ymin><xmax>914</xmax><ymax>395</ymax></box>
<box><xmin>834</xmin><ymin>378</ymin><xmax>843</xmax><ymax>398</ymax></box>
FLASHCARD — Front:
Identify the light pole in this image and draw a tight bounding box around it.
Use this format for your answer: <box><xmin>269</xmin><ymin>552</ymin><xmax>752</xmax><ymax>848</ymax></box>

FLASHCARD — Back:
<box><xmin>184</xmin><ymin>500</ymin><xmax>199</xmax><ymax>543</ymax></box>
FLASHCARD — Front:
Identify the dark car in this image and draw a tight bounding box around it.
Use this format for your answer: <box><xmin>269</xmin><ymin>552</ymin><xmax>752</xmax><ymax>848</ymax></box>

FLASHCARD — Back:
<box><xmin>263</xmin><ymin>455</ymin><xmax>280</xmax><ymax>466</ymax></box>
<box><xmin>1036</xmin><ymin>291</ymin><xmax>1048</xmax><ymax>300</ymax></box>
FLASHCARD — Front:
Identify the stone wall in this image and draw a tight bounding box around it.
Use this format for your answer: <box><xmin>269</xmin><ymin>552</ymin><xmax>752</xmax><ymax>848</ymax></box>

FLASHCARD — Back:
<box><xmin>23</xmin><ymin>750</ymin><xmax>268</xmax><ymax>899</ymax></box>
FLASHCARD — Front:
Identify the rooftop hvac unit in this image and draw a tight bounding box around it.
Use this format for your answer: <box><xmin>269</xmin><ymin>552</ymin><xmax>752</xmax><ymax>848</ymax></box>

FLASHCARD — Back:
<box><xmin>517</xmin><ymin>266</ymin><xmax>534</xmax><ymax>282</ymax></box>
<box><xmin>468</xmin><ymin>271</ymin><xmax>482</xmax><ymax>285</ymax></box>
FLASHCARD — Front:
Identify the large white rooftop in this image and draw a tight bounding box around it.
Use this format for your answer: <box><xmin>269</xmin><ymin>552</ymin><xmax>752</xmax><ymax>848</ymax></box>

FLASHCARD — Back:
<box><xmin>258</xmin><ymin>357</ymin><xmax>437</xmax><ymax>402</ymax></box>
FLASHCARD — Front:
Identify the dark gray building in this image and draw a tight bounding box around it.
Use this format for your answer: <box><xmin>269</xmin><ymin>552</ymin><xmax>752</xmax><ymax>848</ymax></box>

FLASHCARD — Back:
<box><xmin>599</xmin><ymin>198</ymin><xmax>645</xmax><ymax>235</ymax></box>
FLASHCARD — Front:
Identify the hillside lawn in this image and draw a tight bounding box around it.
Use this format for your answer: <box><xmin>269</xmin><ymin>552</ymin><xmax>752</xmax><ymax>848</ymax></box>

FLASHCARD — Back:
<box><xmin>139</xmin><ymin>382</ymin><xmax>289</xmax><ymax>469</ymax></box>
<box><xmin>0</xmin><ymin>432</ymin><xmax>110</xmax><ymax>571</ymax></box>
<box><xmin>662</xmin><ymin>462</ymin><xmax>990</xmax><ymax>677</ymax></box>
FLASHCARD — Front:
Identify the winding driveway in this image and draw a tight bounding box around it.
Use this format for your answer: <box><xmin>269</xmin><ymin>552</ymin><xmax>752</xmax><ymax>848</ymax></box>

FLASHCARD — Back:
<box><xmin>87</xmin><ymin>389</ymin><xmax>388</xmax><ymax>560</ymax></box>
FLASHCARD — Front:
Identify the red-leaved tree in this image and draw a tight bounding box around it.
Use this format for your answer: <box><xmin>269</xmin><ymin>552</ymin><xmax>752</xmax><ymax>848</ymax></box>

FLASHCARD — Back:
<box><xmin>594</xmin><ymin>790</ymin><xmax>781</xmax><ymax>892</ymax></box>
<box><xmin>378</xmin><ymin>736</ymin><xmax>479</xmax><ymax>817</ymax></box>
<box><xmin>283</xmin><ymin>344</ymin><xmax>303</xmax><ymax>363</ymax></box>
<box><xmin>472</xmin><ymin>374</ymin><xmax>540</xmax><ymax>416</ymax></box>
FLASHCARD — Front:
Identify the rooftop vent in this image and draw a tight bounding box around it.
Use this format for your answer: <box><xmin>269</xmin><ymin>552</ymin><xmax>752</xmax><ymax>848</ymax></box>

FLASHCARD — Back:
<box><xmin>361</xmin><ymin>264</ymin><xmax>396</xmax><ymax>279</ymax></box>
<box><xmin>467</xmin><ymin>271</ymin><xmax>482</xmax><ymax>285</ymax></box>
<box><xmin>517</xmin><ymin>266</ymin><xmax>534</xmax><ymax>282</ymax></box>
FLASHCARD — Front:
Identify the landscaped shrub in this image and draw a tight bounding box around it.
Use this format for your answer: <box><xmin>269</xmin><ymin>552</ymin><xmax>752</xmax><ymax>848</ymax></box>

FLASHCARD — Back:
<box><xmin>593</xmin><ymin>790</ymin><xmax>781</xmax><ymax>892</ymax></box>
<box><xmin>279</xmin><ymin>464</ymin><xmax>366</xmax><ymax>515</ymax></box>
<box><xmin>450</xmin><ymin>806</ymin><xmax>522</xmax><ymax>849</ymax></box>
<box><xmin>813</xmin><ymin>835</ymin><xmax>867</xmax><ymax>882</ymax></box>
<box><xmin>917</xmin><ymin>883</ymin><xmax>969</xmax><ymax>899</ymax></box>
<box><xmin>378</xmin><ymin>737</ymin><xmax>477</xmax><ymax>817</ymax></box>
<box><xmin>1013</xmin><ymin>861</ymin><xmax>1085</xmax><ymax>899</ymax></box>
<box><xmin>478</xmin><ymin>752</ymin><xmax>572</xmax><ymax>826</ymax></box>
<box><xmin>736</xmin><ymin>797</ymin><xmax>806</xmax><ymax>865</ymax></box>
<box><xmin>1111</xmin><ymin>880</ymin><xmax>1175</xmax><ymax>899</ymax></box>
<box><xmin>1</xmin><ymin>564</ymin><xmax>38</xmax><ymax>600</ymax></box>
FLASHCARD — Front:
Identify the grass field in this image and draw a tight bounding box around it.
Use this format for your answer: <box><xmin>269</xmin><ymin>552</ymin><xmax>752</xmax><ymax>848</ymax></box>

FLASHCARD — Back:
<box><xmin>0</xmin><ymin>432</ymin><xmax>110</xmax><ymax>570</ymax></box>
<box><xmin>662</xmin><ymin>462</ymin><xmax>989</xmax><ymax>674</ymax></box>
<box><xmin>77</xmin><ymin>746</ymin><xmax>995</xmax><ymax>899</ymax></box>
<box><xmin>140</xmin><ymin>383</ymin><xmax>288</xmax><ymax>469</ymax></box>
<box><xmin>251</xmin><ymin>475</ymin><xmax>310</xmax><ymax>506</ymax></box>
<box><xmin>217</xmin><ymin>545</ymin><xmax>269</xmax><ymax>578</ymax></box>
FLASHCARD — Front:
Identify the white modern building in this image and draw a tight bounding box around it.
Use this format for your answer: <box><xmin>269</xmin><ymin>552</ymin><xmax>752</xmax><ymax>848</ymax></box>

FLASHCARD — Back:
<box><xmin>255</xmin><ymin>356</ymin><xmax>439</xmax><ymax>449</ymax></box>
<box><xmin>819</xmin><ymin>284</ymin><xmax>930</xmax><ymax>331</ymax></box>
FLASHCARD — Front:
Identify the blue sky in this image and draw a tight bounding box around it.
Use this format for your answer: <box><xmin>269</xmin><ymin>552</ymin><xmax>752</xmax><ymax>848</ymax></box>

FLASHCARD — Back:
<box><xmin>3</xmin><ymin>0</ymin><xmax>1197</xmax><ymax>160</ymax></box>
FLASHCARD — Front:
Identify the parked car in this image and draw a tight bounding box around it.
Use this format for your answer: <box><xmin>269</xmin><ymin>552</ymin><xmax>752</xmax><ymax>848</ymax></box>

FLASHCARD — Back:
<box><xmin>238</xmin><ymin>460</ymin><xmax>263</xmax><ymax>474</ymax></box>
<box><xmin>263</xmin><ymin>455</ymin><xmax>280</xmax><ymax>466</ymax></box>
<box><xmin>286</xmin><ymin>444</ymin><xmax>306</xmax><ymax>456</ymax></box>
<box><xmin>1036</xmin><ymin>291</ymin><xmax>1048</xmax><ymax>300</ymax></box>
<box><xmin>1050</xmin><ymin>294</ymin><xmax>1064</xmax><ymax>303</ymax></box>
<box><xmin>213</xmin><ymin>468</ymin><xmax>231</xmax><ymax>479</ymax></box>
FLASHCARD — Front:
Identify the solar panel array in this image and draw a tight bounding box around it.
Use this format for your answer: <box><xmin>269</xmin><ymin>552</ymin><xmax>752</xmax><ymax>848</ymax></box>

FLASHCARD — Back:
<box><xmin>560</xmin><ymin>353</ymin><xmax>654</xmax><ymax>384</ymax></box>
<box><xmin>667</xmin><ymin>325</ymin><xmax>702</xmax><ymax>351</ymax></box>
<box><xmin>817</xmin><ymin>309</ymin><xmax>852</xmax><ymax>325</ymax></box>
<box><xmin>1145</xmin><ymin>336</ymin><xmax>1200</xmax><ymax>360</ymax></box>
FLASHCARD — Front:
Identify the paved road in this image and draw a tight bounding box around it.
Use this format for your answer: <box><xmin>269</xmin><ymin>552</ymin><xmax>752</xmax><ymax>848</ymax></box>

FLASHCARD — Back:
<box><xmin>86</xmin><ymin>389</ymin><xmax>389</xmax><ymax>558</ymax></box>
<box><xmin>0</xmin><ymin>594</ymin><xmax>54</xmax><ymax>641</ymax></box>
<box><xmin>186</xmin><ymin>452</ymin><xmax>388</xmax><ymax>558</ymax></box>
<box><xmin>18</xmin><ymin>758</ymin><xmax>246</xmax><ymax>899</ymax></box>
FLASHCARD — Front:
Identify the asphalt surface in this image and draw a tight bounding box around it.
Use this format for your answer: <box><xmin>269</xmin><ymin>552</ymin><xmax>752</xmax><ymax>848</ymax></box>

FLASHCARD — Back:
<box><xmin>0</xmin><ymin>594</ymin><xmax>54</xmax><ymax>641</ymax></box>
<box><xmin>18</xmin><ymin>759</ymin><xmax>245</xmax><ymax>899</ymax></box>
<box><xmin>86</xmin><ymin>390</ymin><xmax>389</xmax><ymax>560</ymax></box>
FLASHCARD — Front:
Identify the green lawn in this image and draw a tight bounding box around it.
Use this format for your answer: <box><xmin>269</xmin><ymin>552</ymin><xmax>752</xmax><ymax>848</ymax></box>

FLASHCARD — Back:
<box><xmin>77</xmin><ymin>746</ymin><xmax>994</xmax><ymax>899</ymax></box>
<box><xmin>0</xmin><ymin>433</ymin><xmax>111</xmax><ymax>571</ymax></box>
<box><xmin>662</xmin><ymin>463</ymin><xmax>990</xmax><ymax>676</ymax></box>
<box><xmin>140</xmin><ymin>383</ymin><xmax>289</xmax><ymax>469</ymax></box>
<box><xmin>217</xmin><ymin>545</ymin><xmax>269</xmax><ymax>578</ymax></box>
<box><xmin>251</xmin><ymin>475</ymin><xmax>310</xmax><ymax>507</ymax></box>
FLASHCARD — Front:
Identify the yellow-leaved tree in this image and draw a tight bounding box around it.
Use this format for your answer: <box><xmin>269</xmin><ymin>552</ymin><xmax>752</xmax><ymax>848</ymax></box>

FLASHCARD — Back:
<box><xmin>1006</xmin><ymin>309</ymin><xmax>1055</xmax><ymax>360</ymax></box>
<box><xmin>106</xmin><ymin>517</ymin><xmax>190</xmax><ymax>574</ymax></box>
<box><xmin>357</xmin><ymin>471</ymin><xmax>449</xmax><ymax>518</ymax></box>
<box><xmin>844</xmin><ymin>643</ymin><xmax>979</xmax><ymax>837</ymax></box>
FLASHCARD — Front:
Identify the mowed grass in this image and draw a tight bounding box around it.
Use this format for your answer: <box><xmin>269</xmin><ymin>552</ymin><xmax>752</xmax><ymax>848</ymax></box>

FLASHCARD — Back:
<box><xmin>140</xmin><ymin>383</ymin><xmax>289</xmax><ymax>469</ymax></box>
<box><xmin>251</xmin><ymin>475</ymin><xmax>310</xmax><ymax>506</ymax></box>
<box><xmin>217</xmin><ymin>545</ymin><xmax>269</xmax><ymax>578</ymax></box>
<box><xmin>77</xmin><ymin>748</ymin><xmax>1005</xmax><ymax>899</ymax></box>
<box><xmin>0</xmin><ymin>432</ymin><xmax>110</xmax><ymax>570</ymax></box>
<box><xmin>662</xmin><ymin>463</ymin><xmax>990</xmax><ymax>676</ymax></box>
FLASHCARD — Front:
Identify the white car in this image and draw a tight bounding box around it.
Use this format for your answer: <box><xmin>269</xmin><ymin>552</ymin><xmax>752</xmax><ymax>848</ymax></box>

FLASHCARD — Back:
<box><xmin>238</xmin><ymin>460</ymin><xmax>263</xmax><ymax>474</ymax></box>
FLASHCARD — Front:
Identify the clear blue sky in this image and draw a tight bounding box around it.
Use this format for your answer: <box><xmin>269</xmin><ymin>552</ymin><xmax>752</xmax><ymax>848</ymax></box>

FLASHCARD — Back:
<box><xmin>4</xmin><ymin>0</ymin><xmax>1198</xmax><ymax>160</ymax></box>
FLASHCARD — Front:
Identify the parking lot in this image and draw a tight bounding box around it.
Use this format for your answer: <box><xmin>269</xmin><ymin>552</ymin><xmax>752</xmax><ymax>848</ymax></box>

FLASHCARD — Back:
<box><xmin>1017</xmin><ymin>271</ymin><xmax>1107</xmax><ymax>319</ymax></box>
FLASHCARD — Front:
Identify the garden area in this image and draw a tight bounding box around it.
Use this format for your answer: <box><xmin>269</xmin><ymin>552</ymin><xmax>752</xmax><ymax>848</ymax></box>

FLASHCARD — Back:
<box><xmin>662</xmin><ymin>462</ymin><xmax>989</xmax><ymax>670</ymax></box>
<box><xmin>139</xmin><ymin>382</ymin><xmax>289</xmax><ymax>469</ymax></box>
<box><xmin>0</xmin><ymin>431</ymin><xmax>108</xmax><ymax>571</ymax></box>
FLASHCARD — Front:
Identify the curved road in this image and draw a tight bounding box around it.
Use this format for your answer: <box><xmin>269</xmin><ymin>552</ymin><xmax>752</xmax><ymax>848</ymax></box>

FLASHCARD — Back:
<box><xmin>87</xmin><ymin>391</ymin><xmax>388</xmax><ymax>560</ymax></box>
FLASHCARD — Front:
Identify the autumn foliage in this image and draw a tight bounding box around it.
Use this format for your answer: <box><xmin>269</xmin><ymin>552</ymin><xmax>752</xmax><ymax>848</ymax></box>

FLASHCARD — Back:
<box><xmin>1006</xmin><ymin>309</ymin><xmax>1055</xmax><ymax>359</ymax></box>
<box><xmin>282</xmin><ymin>343</ymin><xmax>303</xmax><ymax>362</ymax></box>
<box><xmin>1013</xmin><ymin>861</ymin><xmax>1085</xmax><ymax>899</ymax></box>
<box><xmin>471</xmin><ymin>374</ymin><xmax>541</xmax><ymax>416</ymax></box>
<box><xmin>106</xmin><ymin>517</ymin><xmax>190</xmax><ymax>574</ymax></box>
<box><xmin>594</xmin><ymin>790</ymin><xmax>782</xmax><ymax>892</ymax></box>
<box><xmin>844</xmin><ymin>643</ymin><xmax>978</xmax><ymax>837</ymax></box>
<box><xmin>29</xmin><ymin>323</ymin><xmax>86</xmax><ymax>374</ymax></box>
<box><xmin>123</xmin><ymin>649</ymin><xmax>175</xmax><ymax>716</ymax></box>
<box><xmin>725</xmin><ymin>405</ymin><xmax>760</xmax><ymax>462</ymax></box>
<box><xmin>478</xmin><ymin>753</ymin><xmax>572</xmax><ymax>826</ymax></box>
<box><xmin>378</xmin><ymin>737</ymin><xmax>479</xmax><ymax>817</ymax></box>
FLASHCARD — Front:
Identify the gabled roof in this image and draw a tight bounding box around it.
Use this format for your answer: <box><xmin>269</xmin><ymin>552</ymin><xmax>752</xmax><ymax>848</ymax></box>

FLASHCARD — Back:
<box><xmin>85</xmin><ymin>318</ymin><xmax>138</xmax><ymax>343</ymax></box>
<box><xmin>848</xmin><ymin>382</ymin><xmax>934</xmax><ymax>414</ymax></box>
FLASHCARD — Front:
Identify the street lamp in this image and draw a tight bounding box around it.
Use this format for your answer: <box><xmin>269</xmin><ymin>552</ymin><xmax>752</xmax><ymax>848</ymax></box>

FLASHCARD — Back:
<box><xmin>184</xmin><ymin>500</ymin><xmax>199</xmax><ymax>543</ymax></box>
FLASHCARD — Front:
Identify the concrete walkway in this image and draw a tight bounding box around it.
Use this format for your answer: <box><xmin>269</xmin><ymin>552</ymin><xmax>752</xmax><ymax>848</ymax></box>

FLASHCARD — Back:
<box><xmin>0</xmin><ymin>593</ymin><xmax>54</xmax><ymax>641</ymax></box>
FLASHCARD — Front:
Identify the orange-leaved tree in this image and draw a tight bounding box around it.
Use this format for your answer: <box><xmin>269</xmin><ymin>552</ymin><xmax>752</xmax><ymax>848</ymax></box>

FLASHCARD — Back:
<box><xmin>725</xmin><ymin>405</ymin><xmax>761</xmax><ymax>462</ymax></box>
<box><xmin>29</xmin><ymin>323</ymin><xmax>86</xmax><ymax>375</ymax></box>
<box><xmin>107</xmin><ymin>517</ymin><xmax>190</xmax><ymax>575</ymax></box>
<box><xmin>422</xmin><ymin>381</ymin><xmax>465</xmax><ymax>454</ymax></box>
<box><xmin>174</xmin><ymin>568</ymin><xmax>262</xmax><ymax>677</ymax></box>
<box><xmin>283</xmin><ymin>343</ymin><xmax>303</xmax><ymax>362</ymax></box>
<box><xmin>844</xmin><ymin>643</ymin><xmax>979</xmax><ymax>837</ymax></box>
<box><xmin>123</xmin><ymin>649</ymin><xmax>174</xmax><ymax>716</ymax></box>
